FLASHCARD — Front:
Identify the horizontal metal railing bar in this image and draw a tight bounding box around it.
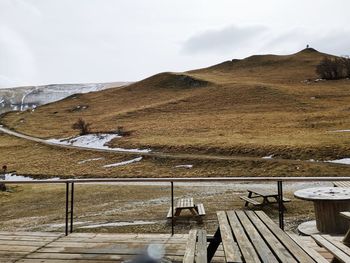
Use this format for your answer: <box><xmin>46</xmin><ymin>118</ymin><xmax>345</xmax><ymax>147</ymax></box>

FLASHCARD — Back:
<box><xmin>1</xmin><ymin>176</ymin><xmax>350</xmax><ymax>184</ymax></box>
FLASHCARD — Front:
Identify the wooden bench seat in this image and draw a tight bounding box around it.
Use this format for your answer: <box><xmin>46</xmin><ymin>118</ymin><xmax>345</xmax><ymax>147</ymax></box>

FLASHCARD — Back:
<box><xmin>239</xmin><ymin>196</ymin><xmax>262</xmax><ymax>206</ymax></box>
<box><xmin>183</xmin><ymin>229</ymin><xmax>207</xmax><ymax>263</ymax></box>
<box><xmin>196</xmin><ymin>203</ymin><xmax>206</xmax><ymax>216</ymax></box>
<box><xmin>241</xmin><ymin>189</ymin><xmax>291</xmax><ymax>210</ymax></box>
<box><xmin>167</xmin><ymin>207</ymin><xmax>173</xmax><ymax>218</ymax></box>
<box><xmin>312</xmin><ymin>234</ymin><xmax>350</xmax><ymax>263</ymax></box>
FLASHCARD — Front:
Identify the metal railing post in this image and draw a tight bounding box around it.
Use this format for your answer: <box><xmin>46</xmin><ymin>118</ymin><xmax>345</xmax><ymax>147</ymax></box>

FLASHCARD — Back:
<box><xmin>277</xmin><ymin>180</ymin><xmax>284</xmax><ymax>230</ymax></box>
<box><xmin>171</xmin><ymin>181</ymin><xmax>174</xmax><ymax>236</ymax></box>
<box><xmin>70</xmin><ymin>182</ymin><xmax>74</xmax><ymax>233</ymax></box>
<box><xmin>65</xmin><ymin>182</ymin><xmax>69</xmax><ymax>236</ymax></box>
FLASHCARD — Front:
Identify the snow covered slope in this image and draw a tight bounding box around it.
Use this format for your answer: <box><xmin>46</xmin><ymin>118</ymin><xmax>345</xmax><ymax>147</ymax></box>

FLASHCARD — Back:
<box><xmin>0</xmin><ymin>82</ymin><xmax>130</xmax><ymax>114</ymax></box>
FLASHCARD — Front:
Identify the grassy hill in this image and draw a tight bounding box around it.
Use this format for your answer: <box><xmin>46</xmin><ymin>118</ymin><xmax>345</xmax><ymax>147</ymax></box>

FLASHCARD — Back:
<box><xmin>2</xmin><ymin>48</ymin><xmax>350</xmax><ymax>162</ymax></box>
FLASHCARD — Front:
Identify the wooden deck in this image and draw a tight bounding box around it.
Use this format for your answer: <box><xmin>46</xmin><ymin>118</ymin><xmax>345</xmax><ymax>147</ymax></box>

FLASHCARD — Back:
<box><xmin>0</xmin><ymin>231</ymin><xmax>335</xmax><ymax>262</ymax></box>
<box><xmin>0</xmin><ymin>231</ymin><xmax>227</xmax><ymax>263</ymax></box>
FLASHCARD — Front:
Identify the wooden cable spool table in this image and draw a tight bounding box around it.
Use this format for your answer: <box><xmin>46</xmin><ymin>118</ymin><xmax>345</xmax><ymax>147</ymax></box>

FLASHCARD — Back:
<box><xmin>294</xmin><ymin>187</ymin><xmax>350</xmax><ymax>234</ymax></box>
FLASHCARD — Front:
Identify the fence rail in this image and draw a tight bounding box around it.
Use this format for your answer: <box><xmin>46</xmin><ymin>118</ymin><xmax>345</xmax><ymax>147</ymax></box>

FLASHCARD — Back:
<box><xmin>1</xmin><ymin>176</ymin><xmax>350</xmax><ymax>236</ymax></box>
<box><xmin>2</xmin><ymin>176</ymin><xmax>350</xmax><ymax>184</ymax></box>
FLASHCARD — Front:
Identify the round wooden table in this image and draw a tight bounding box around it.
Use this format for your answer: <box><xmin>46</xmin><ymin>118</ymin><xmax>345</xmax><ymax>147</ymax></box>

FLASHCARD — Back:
<box><xmin>294</xmin><ymin>187</ymin><xmax>350</xmax><ymax>234</ymax></box>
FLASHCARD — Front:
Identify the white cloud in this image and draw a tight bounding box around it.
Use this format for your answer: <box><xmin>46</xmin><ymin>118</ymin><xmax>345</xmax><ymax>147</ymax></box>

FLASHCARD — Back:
<box><xmin>0</xmin><ymin>0</ymin><xmax>349</xmax><ymax>88</ymax></box>
<box><xmin>0</xmin><ymin>26</ymin><xmax>38</xmax><ymax>87</ymax></box>
<box><xmin>182</xmin><ymin>25</ymin><xmax>267</xmax><ymax>55</ymax></box>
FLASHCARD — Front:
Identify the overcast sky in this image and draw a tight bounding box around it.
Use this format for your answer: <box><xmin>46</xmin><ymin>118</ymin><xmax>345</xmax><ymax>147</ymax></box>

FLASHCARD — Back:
<box><xmin>0</xmin><ymin>0</ymin><xmax>349</xmax><ymax>88</ymax></box>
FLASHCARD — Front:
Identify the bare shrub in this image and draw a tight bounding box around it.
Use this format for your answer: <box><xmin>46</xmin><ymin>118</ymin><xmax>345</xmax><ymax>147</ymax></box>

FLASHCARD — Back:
<box><xmin>117</xmin><ymin>126</ymin><xmax>132</xmax><ymax>136</ymax></box>
<box><xmin>72</xmin><ymin>118</ymin><xmax>91</xmax><ymax>135</ymax></box>
<box><xmin>316</xmin><ymin>57</ymin><xmax>350</xmax><ymax>80</ymax></box>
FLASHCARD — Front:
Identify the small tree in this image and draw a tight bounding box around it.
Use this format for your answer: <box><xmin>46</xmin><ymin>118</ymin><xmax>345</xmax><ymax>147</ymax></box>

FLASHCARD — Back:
<box><xmin>72</xmin><ymin>118</ymin><xmax>91</xmax><ymax>135</ymax></box>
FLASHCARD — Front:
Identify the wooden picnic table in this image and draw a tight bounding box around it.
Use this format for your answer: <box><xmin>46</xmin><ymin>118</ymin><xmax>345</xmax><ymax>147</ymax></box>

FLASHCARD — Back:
<box><xmin>167</xmin><ymin>197</ymin><xmax>205</xmax><ymax>219</ymax></box>
<box><xmin>207</xmin><ymin>210</ymin><xmax>325</xmax><ymax>263</ymax></box>
<box><xmin>240</xmin><ymin>188</ymin><xmax>290</xmax><ymax>209</ymax></box>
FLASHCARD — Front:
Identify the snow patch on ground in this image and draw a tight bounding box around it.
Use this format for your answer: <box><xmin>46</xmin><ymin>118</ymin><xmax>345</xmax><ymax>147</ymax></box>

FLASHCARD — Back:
<box><xmin>79</xmin><ymin>220</ymin><xmax>156</xmax><ymax>229</ymax></box>
<box><xmin>103</xmin><ymin>157</ymin><xmax>143</xmax><ymax>168</ymax></box>
<box><xmin>46</xmin><ymin>133</ymin><xmax>151</xmax><ymax>153</ymax></box>
<box><xmin>262</xmin><ymin>155</ymin><xmax>274</xmax><ymax>159</ymax></box>
<box><xmin>78</xmin><ymin>157</ymin><xmax>104</xmax><ymax>164</ymax></box>
<box><xmin>329</xmin><ymin>130</ymin><xmax>350</xmax><ymax>132</ymax></box>
<box><xmin>174</xmin><ymin>164</ymin><xmax>193</xmax><ymax>169</ymax></box>
<box><xmin>326</xmin><ymin>158</ymin><xmax>350</xmax><ymax>165</ymax></box>
<box><xmin>1</xmin><ymin>173</ymin><xmax>60</xmax><ymax>181</ymax></box>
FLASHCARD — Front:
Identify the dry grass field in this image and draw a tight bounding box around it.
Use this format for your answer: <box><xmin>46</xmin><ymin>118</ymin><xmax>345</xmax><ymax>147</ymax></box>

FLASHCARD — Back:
<box><xmin>1</xmin><ymin>48</ymin><xmax>350</xmax><ymax>178</ymax></box>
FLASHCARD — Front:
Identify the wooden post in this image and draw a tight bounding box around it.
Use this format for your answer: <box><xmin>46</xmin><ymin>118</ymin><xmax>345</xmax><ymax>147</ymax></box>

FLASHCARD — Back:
<box><xmin>70</xmin><ymin>182</ymin><xmax>74</xmax><ymax>233</ymax></box>
<box><xmin>277</xmin><ymin>180</ymin><xmax>284</xmax><ymax>230</ymax></box>
<box><xmin>171</xmin><ymin>181</ymin><xmax>174</xmax><ymax>236</ymax></box>
<box><xmin>65</xmin><ymin>182</ymin><xmax>69</xmax><ymax>236</ymax></box>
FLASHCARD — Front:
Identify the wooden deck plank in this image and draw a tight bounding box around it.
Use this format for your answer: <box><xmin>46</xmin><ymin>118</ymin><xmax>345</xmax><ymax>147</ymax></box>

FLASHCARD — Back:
<box><xmin>0</xmin><ymin>245</ymin><xmax>40</xmax><ymax>252</ymax></box>
<box><xmin>0</xmin><ymin>232</ymin><xmax>62</xmax><ymax>237</ymax></box>
<box><xmin>0</xmin><ymin>236</ymin><xmax>61</xmax><ymax>242</ymax></box>
<box><xmin>16</xmin><ymin>260</ymin><xmax>125</xmax><ymax>263</ymax></box>
<box><xmin>0</xmin><ymin>240</ymin><xmax>49</xmax><ymax>246</ymax></box>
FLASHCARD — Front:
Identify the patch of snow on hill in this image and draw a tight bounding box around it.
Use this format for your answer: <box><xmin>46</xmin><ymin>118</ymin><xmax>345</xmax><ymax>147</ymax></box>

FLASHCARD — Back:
<box><xmin>326</xmin><ymin>158</ymin><xmax>350</xmax><ymax>165</ymax></box>
<box><xmin>329</xmin><ymin>130</ymin><xmax>350</xmax><ymax>132</ymax></box>
<box><xmin>1</xmin><ymin>173</ymin><xmax>60</xmax><ymax>181</ymax></box>
<box><xmin>46</xmin><ymin>134</ymin><xmax>151</xmax><ymax>153</ymax></box>
<box><xmin>78</xmin><ymin>157</ymin><xmax>104</xmax><ymax>164</ymax></box>
<box><xmin>103</xmin><ymin>157</ymin><xmax>143</xmax><ymax>168</ymax></box>
<box><xmin>262</xmin><ymin>155</ymin><xmax>274</xmax><ymax>159</ymax></box>
<box><xmin>174</xmin><ymin>164</ymin><xmax>193</xmax><ymax>168</ymax></box>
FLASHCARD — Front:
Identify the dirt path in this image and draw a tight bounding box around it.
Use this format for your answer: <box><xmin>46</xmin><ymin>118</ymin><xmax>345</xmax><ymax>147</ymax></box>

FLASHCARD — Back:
<box><xmin>0</xmin><ymin>125</ymin><xmax>342</xmax><ymax>168</ymax></box>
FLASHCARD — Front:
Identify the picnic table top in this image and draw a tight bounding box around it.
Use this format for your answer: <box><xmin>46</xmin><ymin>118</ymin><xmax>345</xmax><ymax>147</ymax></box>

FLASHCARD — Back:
<box><xmin>213</xmin><ymin>210</ymin><xmax>322</xmax><ymax>262</ymax></box>
<box><xmin>176</xmin><ymin>197</ymin><xmax>194</xmax><ymax>209</ymax></box>
<box><xmin>294</xmin><ymin>187</ymin><xmax>350</xmax><ymax>201</ymax></box>
<box><xmin>247</xmin><ymin>188</ymin><xmax>279</xmax><ymax>197</ymax></box>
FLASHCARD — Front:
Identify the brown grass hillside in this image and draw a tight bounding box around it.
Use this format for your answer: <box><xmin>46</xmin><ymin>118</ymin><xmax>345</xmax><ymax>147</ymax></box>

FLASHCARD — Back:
<box><xmin>2</xmin><ymin>48</ymin><xmax>350</xmax><ymax>160</ymax></box>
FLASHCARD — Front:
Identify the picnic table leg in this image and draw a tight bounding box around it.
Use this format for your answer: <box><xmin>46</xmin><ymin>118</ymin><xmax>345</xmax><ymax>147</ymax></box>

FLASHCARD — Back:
<box><xmin>342</xmin><ymin>229</ymin><xmax>350</xmax><ymax>246</ymax></box>
<box><xmin>189</xmin><ymin>208</ymin><xmax>198</xmax><ymax>216</ymax></box>
<box><xmin>245</xmin><ymin>192</ymin><xmax>253</xmax><ymax>207</ymax></box>
<box><xmin>263</xmin><ymin>197</ymin><xmax>269</xmax><ymax>205</ymax></box>
<box><xmin>174</xmin><ymin>208</ymin><xmax>181</xmax><ymax>216</ymax></box>
<box><xmin>273</xmin><ymin>196</ymin><xmax>287</xmax><ymax>211</ymax></box>
<box><xmin>207</xmin><ymin>227</ymin><xmax>221</xmax><ymax>262</ymax></box>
